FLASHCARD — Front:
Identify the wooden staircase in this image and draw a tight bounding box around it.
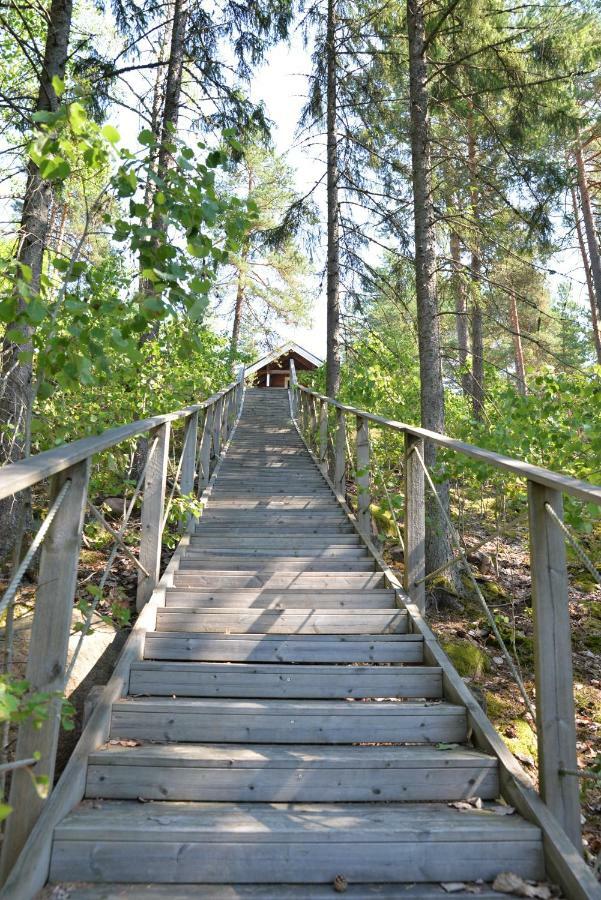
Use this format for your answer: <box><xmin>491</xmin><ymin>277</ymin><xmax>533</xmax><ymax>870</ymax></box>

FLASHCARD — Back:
<box><xmin>48</xmin><ymin>388</ymin><xmax>546</xmax><ymax>895</ymax></box>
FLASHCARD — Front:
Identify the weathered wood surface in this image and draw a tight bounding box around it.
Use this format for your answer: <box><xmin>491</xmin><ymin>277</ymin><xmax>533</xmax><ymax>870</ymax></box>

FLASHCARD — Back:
<box><xmin>137</xmin><ymin>422</ymin><xmax>170</xmax><ymax>610</ymax></box>
<box><xmin>15</xmin><ymin>385</ymin><xmax>596</xmax><ymax>897</ymax></box>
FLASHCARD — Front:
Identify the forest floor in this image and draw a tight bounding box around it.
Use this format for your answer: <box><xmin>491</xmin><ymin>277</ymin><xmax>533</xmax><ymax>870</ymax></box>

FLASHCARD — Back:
<box><xmin>385</xmin><ymin>527</ymin><xmax>601</xmax><ymax>876</ymax></box>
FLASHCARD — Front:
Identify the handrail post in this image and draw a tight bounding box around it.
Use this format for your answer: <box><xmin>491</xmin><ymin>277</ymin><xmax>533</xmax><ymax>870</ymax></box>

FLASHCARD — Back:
<box><xmin>212</xmin><ymin>395</ymin><xmax>224</xmax><ymax>460</ymax></box>
<box><xmin>0</xmin><ymin>459</ymin><xmax>90</xmax><ymax>879</ymax></box>
<box><xmin>334</xmin><ymin>408</ymin><xmax>346</xmax><ymax>500</ymax></box>
<box><xmin>356</xmin><ymin>414</ymin><xmax>372</xmax><ymax>538</ymax></box>
<box><xmin>197</xmin><ymin>407</ymin><xmax>213</xmax><ymax>498</ymax></box>
<box><xmin>527</xmin><ymin>481</ymin><xmax>581</xmax><ymax>850</ymax></box>
<box><xmin>137</xmin><ymin>421</ymin><xmax>170</xmax><ymax>611</ymax></box>
<box><xmin>404</xmin><ymin>433</ymin><xmax>426</xmax><ymax>615</ymax></box>
<box><xmin>179</xmin><ymin>410</ymin><xmax>199</xmax><ymax>532</ymax></box>
<box><xmin>318</xmin><ymin>399</ymin><xmax>328</xmax><ymax>473</ymax></box>
<box><xmin>308</xmin><ymin>395</ymin><xmax>318</xmax><ymax>450</ymax></box>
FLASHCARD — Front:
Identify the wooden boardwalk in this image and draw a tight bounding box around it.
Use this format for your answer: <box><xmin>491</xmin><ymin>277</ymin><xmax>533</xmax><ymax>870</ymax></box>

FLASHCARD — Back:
<box><xmin>48</xmin><ymin>388</ymin><xmax>546</xmax><ymax>896</ymax></box>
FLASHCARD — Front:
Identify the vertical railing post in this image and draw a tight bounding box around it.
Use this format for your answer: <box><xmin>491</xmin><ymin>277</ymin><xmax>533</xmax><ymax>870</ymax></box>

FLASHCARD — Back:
<box><xmin>197</xmin><ymin>407</ymin><xmax>212</xmax><ymax>497</ymax></box>
<box><xmin>1</xmin><ymin>459</ymin><xmax>90</xmax><ymax>878</ymax></box>
<box><xmin>334</xmin><ymin>408</ymin><xmax>346</xmax><ymax>500</ymax></box>
<box><xmin>318</xmin><ymin>399</ymin><xmax>328</xmax><ymax>473</ymax></box>
<box><xmin>308</xmin><ymin>395</ymin><xmax>318</xmax><ymax>450</ymax></box>
<box><xmin>356</xmin><ymin>414</ymin><xmax>372</xmax><ymax>538</ymax></box>
<box><xmin>179</xmin><ymin>410</ymin><xmax>199</xmax><ymax>532</ymax></box>
<box><xmin>527</xmin><ymin>481</ymin><xmax>581</xmax><ymax>850</ymax></box>
<box><xmin>289</xmin><ymin>360</ymin><xmax>298</xmax><ymax>418</ymax></box>
<box><xmin>404</xmin><ymin>433</ymin><xmax>426</xmax><ymax>615</ymax></box>
<box><xmin>212</xmin><ymin>395</ymin><xmax>224</xmax><ymax>461</ymax></box>
<box><xmin>137</xmin><ymin>421</ymin><xmax>169</xmax><ymax>611</ymax></box>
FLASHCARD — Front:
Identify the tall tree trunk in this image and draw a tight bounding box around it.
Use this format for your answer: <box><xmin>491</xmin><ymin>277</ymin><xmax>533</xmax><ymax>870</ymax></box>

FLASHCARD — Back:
<box><xmin>325</xmin><ymin>0</ymin><xmax>341</xmax><ymax>397</ymax></box>
<box><xmin>467</xmin><ymin>125</ymin><xmax>484</xmax><ymax>420</ymax></box>
<box><xmin>571</xmin><ymin>183</ymin><xmax>601</xmax><ymax>363</ymax></box>
<box><xmin>575</xmin><ymin>142</ymin><xmax>601</xmax><ymax>324</ymax></box>
<box><xmin>450</xmin><ymin>230</ymin><xmax>469</xmax><ymax>394</ymax></box>
<box><xmin>508</xmin><ymin>288</ymin><xmax>527</xmax><ymax>395</ymax></box>
<box><xmin>407</xmin><ymin>0</ymin><xmax>453</xmax><ymax>577</ymax></box>
<box><xmin>0</xmin><ymin>0</ymin><xmax>73</xmax><ymax>558</ymax></box>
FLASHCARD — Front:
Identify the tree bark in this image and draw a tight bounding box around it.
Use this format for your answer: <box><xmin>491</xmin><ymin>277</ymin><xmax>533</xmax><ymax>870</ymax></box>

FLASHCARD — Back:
<box><xmin>325</xmin><ymin>0</ymin><xmax>341</xmax><ymax>397</ymax></box>
<box><xmin>0</xmin><ymin>0</ymin><xmax>73</xmax><ymax>558</ymax></box>
<box><xmin>571</xmin><ymin>183</ymin><xmax>601</xmax><ymax>364</ymax></box>
<box><xmin>407</xmin><ymin>0</ymin><xmax>453</xmax><ymax>577</ymax></box>
<box><xmin>575</xmin><ymin>142</ymin><xmax>601</xmax><ymax>324</ymax></box>
<box><xmin>508</xmin><ymin>288</ymin><xmax>527</xmax><ymax>395</ymax></box>
<box><xmin>450</xmin><ymin>230</ymin><xmax>469</xmax><ymax>394</ymax></box>
<box><xmin>467</xmin><ymin>125</ymin><xmax>484</xmax><ymax>420</ymax></box>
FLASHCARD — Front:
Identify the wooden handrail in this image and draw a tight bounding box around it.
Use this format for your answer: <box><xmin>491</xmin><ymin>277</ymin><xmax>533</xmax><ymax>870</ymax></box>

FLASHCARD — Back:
<box><xmin>289</xmin><ymin>372</ymin><xmax>598</xmax><ymax>851</ymax></box>
<box><xmin>0</xmin><ymin>382</ymin><xmax>239</xmax><ymax>502</ymax></box>
<box><xmin>293</xmin><ymin>382</ymin><xmax>601</xmax><ymax>506</ymax></box>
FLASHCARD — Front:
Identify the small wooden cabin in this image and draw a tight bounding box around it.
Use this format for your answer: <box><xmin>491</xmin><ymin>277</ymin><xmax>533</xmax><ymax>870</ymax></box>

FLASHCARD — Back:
<box><xmin>245</xmin><ymin>342</ymin><xmax>322</xmax><ymax>388</ymax></box>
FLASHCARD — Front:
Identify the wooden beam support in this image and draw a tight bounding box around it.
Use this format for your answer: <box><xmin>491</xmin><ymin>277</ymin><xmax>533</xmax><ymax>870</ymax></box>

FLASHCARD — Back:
<box><xmin>179</xmin><ymin>411</ymin><xmax>199</xmax><ymax>532</ymax></box>
<box><xmin>137</xmin><ymin>422</ymin><xmax>170</xmax><ymax>611</ymax></box>
<box><xmin>527</xmin><ymin>481</ymin><xmax>581</xmax><ymax>851</ymax></box>
<box><xmin>318</xmin><ymin>399</ymin><xmax>328</xmax><ymax>473</ymax></box>
<box><xmin>211</xmin><ymin>396</ymin><xmax>224</xmax><ymax>460</ymax></box>
<box><xmin>404</xmin><ymin>433</ymin><xmax>426</xmax><ymax>616</ymax></box>
<box><xmin>356</xmin><ymin>415</ymin><xmax>372</xmax><ymax>538</ymax></box>
<box><xmin>0</xmin><ymin>459</ymin><xmax>90</xmax><ymax>880</ymax></box>
<box><xmin>197</xmin><ymin>408</ymin><xmax>212</xmax><ymax>498</ymax></box>
<box><xmin>334</xmin><ymin>408</ymin><xmax>346</xmax><ymax>500</ymax></box>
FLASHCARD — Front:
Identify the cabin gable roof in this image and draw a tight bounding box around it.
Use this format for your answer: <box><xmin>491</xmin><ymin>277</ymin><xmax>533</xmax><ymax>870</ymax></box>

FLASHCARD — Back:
<box><xmin>244</xmin><ymin>342</ymin><xmax>323</xmax><ymax>377</ymax></box>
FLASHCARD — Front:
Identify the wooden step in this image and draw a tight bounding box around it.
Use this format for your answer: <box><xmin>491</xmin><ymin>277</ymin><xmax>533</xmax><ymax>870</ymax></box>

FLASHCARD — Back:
<box><xmin>154</xmin><ymin>608</ymin><xmax>407</xmax><ymax>634</ymax></box>
<box><xmin>173</xmin><ymin>573</ymin><xmax>386</xmax><ymax>589</ymax></box>
<box><xmin>178</xmin><ymin>559</ymin><xmax>375</xmax><ymax>572</ymax></box>
<box><xmin>110</xmin><ymin>698</ymin><xmax>467</xmax><ymax>743</ymax></box>
<box><xmin>194</xmin><ymin>524</ymin><xmax>356</xmax><ymax>534</ymax></box>
<box><xmin>86</xmin><ymin>743</ymin><xmax>498</xmax><ymax>802</ymax></box>
<box><xmin>50</xmin><ymin>801</ymin><xmax>543</xmax><ymax>884</ymax></box>
<box><xmin>163</xmin><ymin>589</ymin><xmax>397</xmax><ymax>608</ymax></box>
<box><xmin>184</xmin><ymin>547</ymin><xmax>368</xmax><ymax>558</ymax></box>
<box><xmin>43</xmin><ymin>882</ymin><xmax>528</xmax><ymax>899</ymax></box>
<box><xmin>144</xmin><ymin>633</ymin><xmax>424</xmax><ymax>663</ymax></box>
<box><xmin>129</xmin><ymin>662</ymin><xmax>438</xmax><ymax>698</ymax></box>
<box><xmin>190</xmin><ymin>535</ymin><xmax>361</xmax><ymax>546</ymax></box>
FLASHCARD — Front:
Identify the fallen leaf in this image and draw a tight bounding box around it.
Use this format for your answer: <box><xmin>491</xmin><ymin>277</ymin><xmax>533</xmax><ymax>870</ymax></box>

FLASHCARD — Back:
<box><xmin>488</xmin><ymin>804</ymin><xmax>515</xmax><ymax>815</ymax></box>
<box><xmin>492</xmin><ymin>872</ymin><xmax>552</xmax><ymax>898</ymax></box>
<box><xmin>441</xmin><ymin>883</ymin><xmax>466</xmax><ymax>893</ymax></box>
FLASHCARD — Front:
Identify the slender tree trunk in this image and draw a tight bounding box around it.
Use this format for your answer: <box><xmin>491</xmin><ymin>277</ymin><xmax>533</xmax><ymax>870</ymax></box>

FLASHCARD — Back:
<box><xmin>230</xmin><ymin>274</ymin><xmax>245</xmax><ymax>359</ymax></box>
<box><xmin>575</xmin><ymin>143</ymin><xmax>601</xmax><ymax>324</ymax></box>
<box><xmin>508</xmin><ymin>288</ymin><xmax>527</xmax><ymax>395</ymax></box>
<box><xmin>571</xmin><ymin>183</ymin><xmax>601</xmax><ymax>363</ymax></box>
<box><xmin>325</xmin><ymin>0</ymin><xmax>341</xmax><ymax>397</ymax></box>
<box><xmin>0</xmin><ymin>0</ymin><xmax>73</xmax><ymax>557</ymax></box>
<box><xmin>450</xmin><ymin>230</ymin><xmax>469</xmax><ymax>394</ymax></box>
<box><xmin>407</xmin><ymin>0</ymin><xmax>453</xmax><ymax>577</ymax></box>
<box><xmin>467</xmin><ymin>125</ymin><xmax>484</xmax><ymax>420</ymax></box>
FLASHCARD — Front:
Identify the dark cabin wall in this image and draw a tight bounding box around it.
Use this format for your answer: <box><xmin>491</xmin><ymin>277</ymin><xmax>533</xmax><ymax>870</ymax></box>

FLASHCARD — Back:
<box><xmin>252</xmin><ymin>350</ymin><xmax>318</xmax><ymax>388</ymax></box>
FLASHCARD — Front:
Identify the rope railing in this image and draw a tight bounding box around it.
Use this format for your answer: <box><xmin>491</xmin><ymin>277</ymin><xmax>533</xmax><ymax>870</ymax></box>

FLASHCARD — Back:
<box><xmin>288</xmin><ymin>364</ymin><xmax>599</xmax><ymax>856</ymax></box>
<box><xmin>0</xmin><ymin>367</ymin><xmax>245</xmax><ymax>878</ymax></box>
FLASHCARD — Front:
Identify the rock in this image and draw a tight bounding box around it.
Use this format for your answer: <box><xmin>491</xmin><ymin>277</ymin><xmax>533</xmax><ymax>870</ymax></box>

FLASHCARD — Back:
<box><xmin>389</xmin><ymin>545</ymin><xmax>404</xmax><ymax>562</ymax></box>
<box><xmin>467</xmin><ymin>550</ymin><xmax>494</xmax><ymax>575</ymax></box>
<box><xmin>101</xmin><ymin>496</ymin><xmax>126</xmax><ymax>516</ymax></box>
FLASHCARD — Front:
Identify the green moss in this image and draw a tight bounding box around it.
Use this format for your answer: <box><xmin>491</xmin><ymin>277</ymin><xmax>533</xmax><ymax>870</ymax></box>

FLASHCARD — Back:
<box><xmin>485</xmin><ymin>691</ymin><xmax>538</xmax><ymax>763</ymax></box>
<box><xmin>481</xmin><ymin>580</ymin><xmax>509</xmax><ymax>600</ymax></box>
<box><xmin>441</xmin><ymin>640</ymin><xmax>489</xmax><ymax>678</ymax></box>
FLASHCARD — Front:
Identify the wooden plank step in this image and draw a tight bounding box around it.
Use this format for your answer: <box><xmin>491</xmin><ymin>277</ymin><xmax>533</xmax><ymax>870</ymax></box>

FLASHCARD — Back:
<box><xmin>184</xmin><ymin>546</ymin><xmax>368</xmax><ymax>558</ymax></box>
<box><xmin>129</xmin><ymin>662</ymin><xmax>438</xmax><ymax>698</ymax></box>
<box><xmin>110</xmin><ymin>698</ymin><xmax>467</xmax><ymax>743</ymax></box>
<box><xmin>86</xmin><ymin>743</ymin><xmax>498</xmax><ymax>802</ymax></box>
<box><xmin>173</xmin><ymin>573</ymin><xmax>386</xmax><ymax>589</ymax></box>
<box><xmin>50</xmin><ymin>801</ymin><xmax>543</xmax><ymax>884</ymax></box>
<box><xmin>144</xmin><ymin>633</ymin><xmax>423</xmax><ymax>663</ymax></box>
<box><xmin>154</xmin><ymin>609</ymin><xmax>408</xmax><ymax>634</ymax></box>
<box><xmin>197</xmin><ymin>511</ymin><xmax>348</xmax><ymax>519</ymax></box>
<box><xmin>178</xmin><ymin>559</ymin><xmax>376</xmax><ymax>572</ymax></box>
<box><xmin>194</xmin><ymin>525</ymin><xmax>356</xmax><ymax>534</ymax></box>
<box><xmin>44</xmin><ymin>882</ymin><xmax>521</xmax><ymax>899</ymax></box>
<box><xmin>190</xmin><ymin>535</ymin><xmax>362</xmax><ymax>546</ymax></box>
<box><xmin>205</xmin><ymin>501</ymin><xmax>341</xmax><ymax>508</ymax></box>
<box><xmin>163</xmin><ymin>589</ymin><xmax>397</xmax><ymax>608</ymax></box>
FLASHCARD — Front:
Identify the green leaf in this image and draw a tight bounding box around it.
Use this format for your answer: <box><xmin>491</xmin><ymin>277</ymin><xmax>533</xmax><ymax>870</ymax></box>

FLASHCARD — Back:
<box><xmin>138</xmin><ymin>129</ymin><xmax>156</xmax><ymax>146</ymax></box>
<box><xmin>101</xmin><ymin>124</ymin><xmax>120</xmax><ymax>144</ymax></box>
<box><xmin>52</xmin><ymin>75</ymin><xmax>66</xmax><ymax>97</ymax></box>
